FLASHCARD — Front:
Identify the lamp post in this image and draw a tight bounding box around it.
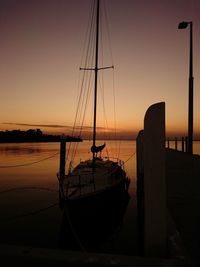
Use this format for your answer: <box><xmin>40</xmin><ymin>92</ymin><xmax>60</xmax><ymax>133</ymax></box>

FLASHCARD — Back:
<box><xmin>178</xmin><ymin>21</ymin><xmax>193</xmax><ymax>154</ymax></box>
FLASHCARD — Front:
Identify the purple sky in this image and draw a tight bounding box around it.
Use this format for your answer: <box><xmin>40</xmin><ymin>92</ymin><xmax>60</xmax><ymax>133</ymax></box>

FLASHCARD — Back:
<box><xmin>0</xmin><ymin>0</ymin><xmax>200</xmax><ymax>138</ymax></box>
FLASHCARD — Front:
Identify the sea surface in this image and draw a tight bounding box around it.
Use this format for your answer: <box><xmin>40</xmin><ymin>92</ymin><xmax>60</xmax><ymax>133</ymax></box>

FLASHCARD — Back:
<box><xmin>0</xmin><ymin>140</ymin><xmax>199</xmax><ymax>255</ymax></box>
<box><xmin>0</xmin><ymin>140</ymin><xmax>137</xmax><ymax>255</ymax></box>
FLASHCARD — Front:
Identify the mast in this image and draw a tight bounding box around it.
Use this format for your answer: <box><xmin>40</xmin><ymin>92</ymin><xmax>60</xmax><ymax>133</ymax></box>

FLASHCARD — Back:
<box><xmin>92</xmin><ymin>0</ymin><xmax>100</xmax><ymax>167</ymax></box>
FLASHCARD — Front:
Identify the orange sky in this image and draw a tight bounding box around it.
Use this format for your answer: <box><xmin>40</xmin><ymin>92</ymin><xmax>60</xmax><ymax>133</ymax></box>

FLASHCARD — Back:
<box><xmin>0</xmin><ymin>0</ymin><xmax>200</xmax><ymax>139</ymax></box>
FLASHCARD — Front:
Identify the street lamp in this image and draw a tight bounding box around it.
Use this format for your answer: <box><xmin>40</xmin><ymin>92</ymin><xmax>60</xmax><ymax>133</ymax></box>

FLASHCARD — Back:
<box><xmin>178</xmin><ymin>21</ymin><xmax>193</xmax><ymax>154</ymax></box>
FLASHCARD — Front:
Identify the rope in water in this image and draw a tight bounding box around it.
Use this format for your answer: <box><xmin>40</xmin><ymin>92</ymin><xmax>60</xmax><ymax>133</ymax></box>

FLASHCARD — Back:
<box><xmin>1</xmin><ymin>202</ymin><xmax>58</xmax><ymax>223</ymax></box>
<box><xmin>0</xmin><ymin>187</ymin><xmax>58</xmax><ymax>195</ymax></box>
<box><xmin>0</xmin><ymin>152</ymin><xmax>59</xmax><ymax>168</ymax></box>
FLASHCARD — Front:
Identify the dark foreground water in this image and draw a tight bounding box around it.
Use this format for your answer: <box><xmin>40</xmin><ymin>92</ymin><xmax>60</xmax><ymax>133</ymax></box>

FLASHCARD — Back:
<box><xmin>1</xmin><ymin>140</ymin><xmax>199</xmax><ymax>255</ymax></box>
<box><xmin>0</xmin><ymin>141</ymin><xmax>138</xmax><ymax>255</ymax></box>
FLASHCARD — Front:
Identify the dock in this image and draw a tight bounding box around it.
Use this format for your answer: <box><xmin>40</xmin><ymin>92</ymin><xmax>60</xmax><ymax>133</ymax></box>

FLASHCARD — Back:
<box><xmin>166</xmin><ymin>149</ymin><xmax>200</xmax><ymax>266</ymax></box>
<box><xmin>0</xmin><ymin>243</ymin><xmax>182</xmax><ymax>267</ymax></box>
<box><xmin>136</xmin><ymin>102</ymin><xmax>200</xmax><ymax>266</ymax></box>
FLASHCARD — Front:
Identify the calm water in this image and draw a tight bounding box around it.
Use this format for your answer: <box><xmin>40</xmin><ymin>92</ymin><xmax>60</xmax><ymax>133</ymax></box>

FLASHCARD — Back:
<box><xmin>0</xmin><ymin>140</ymin><xmax>199</xmax><ymax>255</ymax></box>
<box><xmin>0</xmin><ymin>141</ymin><xmax>137</xmax><ymax>255</ymax></box>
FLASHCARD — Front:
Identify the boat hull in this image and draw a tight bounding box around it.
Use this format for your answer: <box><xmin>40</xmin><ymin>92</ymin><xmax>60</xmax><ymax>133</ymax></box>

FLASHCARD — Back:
<box><xmin>60</xmin><ymin>178</ymin><xmax>130</xmax><ymax>250</ymax></box>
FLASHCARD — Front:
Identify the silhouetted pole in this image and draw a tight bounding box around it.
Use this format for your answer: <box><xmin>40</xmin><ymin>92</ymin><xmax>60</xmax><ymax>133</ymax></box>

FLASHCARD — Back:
<box><xmin>181</xmin><ymin>136</ymin><xmax>185</xmax><ymax>152</ymax></box>
<box><xmin>175</xmin><ymin>137</ymin><xmax>178</xmax><ymax>150</ymax></box>
<box><xmin>178</xmin><ymin>21</ymin><xmax>194</xmax><ymax>154</ymax></box>
<box><xmin>185</xmin><ymin>136</ymin><xmax>188</xmax><ymax>152</ymax></box>
<box><xmin>59</xmin><ymin>137</ymin><xmax>66</xmax><ymax>208</ymax></box>
<box><xmin>59</xmin><ymin>138</ymin><xmax>66</xmax><ymax>180</ymax></box>
<box><xmin>167</xmin><ymin>137</ymin><xmax>170</xmax><ymax>148</ymax></box>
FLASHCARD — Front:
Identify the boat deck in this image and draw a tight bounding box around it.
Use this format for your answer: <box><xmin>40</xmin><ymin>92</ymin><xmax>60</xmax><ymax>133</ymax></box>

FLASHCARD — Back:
<box><xmin>62</xmin><ymin>159</ymin><xmax>125</xmax><ymax>199</ymax></box>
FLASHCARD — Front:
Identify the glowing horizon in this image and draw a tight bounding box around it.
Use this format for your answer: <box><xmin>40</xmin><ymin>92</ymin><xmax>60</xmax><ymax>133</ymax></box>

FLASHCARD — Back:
<box><xmin>0</xmin><ymin>0</ymin><xmax>200</xmax><ymax>140</ymax></box>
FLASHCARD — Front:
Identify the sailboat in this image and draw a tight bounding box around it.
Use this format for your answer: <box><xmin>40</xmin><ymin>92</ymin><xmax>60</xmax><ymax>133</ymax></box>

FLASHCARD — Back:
<box><xmin>58</xmin><ymin>0</ymin><xmax>130</xmax><ymax>249</ymax></box>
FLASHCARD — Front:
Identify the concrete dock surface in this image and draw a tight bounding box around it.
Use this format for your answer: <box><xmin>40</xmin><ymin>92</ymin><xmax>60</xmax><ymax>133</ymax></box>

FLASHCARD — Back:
<box><xmin>0</xmin><ymin>243</ymin><xmax>184</xmax><ymax>267</ymax></box>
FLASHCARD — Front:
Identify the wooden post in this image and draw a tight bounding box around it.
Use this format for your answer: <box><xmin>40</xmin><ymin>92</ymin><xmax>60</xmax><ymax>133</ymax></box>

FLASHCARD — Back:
<box><xmin>175</xmin><ymin>137</ymin><xmax>178</xmax><ymax>150</ymax></box>
<box><xmin>185</xmin><ymin>136</ymin><xmax>188</xmax><ymax>153</ymax></box>
<box><xmin>59</xmin><ymin>138</ymin><xmax>66</xmax><ymax>208</ymax></box>
<box><xmin>181</xmin><ymin>137</ymin><xmax>185</xmax><ymax>152</ymax></box>
<box><xmin>60</xmin><ymin>138</ymin><xmax>66</xmax><ymax>180</ymax></box>
<box><xmin>136</xmin><ymin>130</ymin><xmax>144</xmax><ymax>255</ymax></box>
<box><xmin>143</xmin><ymin>102</ymin><xmax>167</xmax><ymax>257</ymax></box>
<box><xmin>167</xmin><ymin>137</ymin><xmax>170</xmax><ymax>148</ymax></box>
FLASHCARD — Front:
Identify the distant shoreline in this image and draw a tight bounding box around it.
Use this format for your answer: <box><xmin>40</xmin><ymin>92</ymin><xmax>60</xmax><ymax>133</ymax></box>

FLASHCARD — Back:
<box><xmin>0</xmin><ymin>129</ymin><xmax>199</xmax><ymax>143</ymax></box>
<box><xmin>0</xmin><ymin>129</ymin><xmax>81</xmax><ymax>143</ymax></box>
<box><xmin>0</xmin><ymin>139</ymin><xmax>80</xmax><ymax>143</ymax></box>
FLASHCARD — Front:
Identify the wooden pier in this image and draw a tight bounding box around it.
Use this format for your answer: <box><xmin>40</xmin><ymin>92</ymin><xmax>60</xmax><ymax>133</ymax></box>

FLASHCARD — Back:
<box><xmin>166</xmin><ymin>149</ymin><xmax>200</xmax><ymax>266</ymax></box>
<box><xmin>137</xmin><ymin>102</ymin><xmax>200</xmax><ymax>266</ymax></box>
<box><xmin>0</xmin><ymin>243</ymin><xmax>183</xmax><ymax>267</ymax></box>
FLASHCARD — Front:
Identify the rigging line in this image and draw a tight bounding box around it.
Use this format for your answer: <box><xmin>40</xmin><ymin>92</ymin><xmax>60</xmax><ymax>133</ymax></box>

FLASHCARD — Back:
<box><xmin>71</xmin><ymin>71</ymin><xmax>87</xmax><ymax>140</ymax></box>
<box><xmin>66</xmin><ymin>70</ymin><xmax>86</xmax><ymax>167</ymax></box>
<box><xmin>79</xmin><ymin>0</ymin><xmax>96</xmax><ymax>68</ymax></box>
<box><xmin>71</xmin><ymin>62</ymin><xmax>94</xmax><ymax>162</ymax></box>
<box><xmin>64</xmin><ymin>205</ymin><xmax>86</xmax><ymax>252</ymax></box>
<box><xmin>123</xmin><ymin>152</ymin><xmax>136</xmax><ymax>164</ymax></box>
<box><xmin>99</xmin><ymin>12</ymin><xmax>110</xmax><ymax>141</ymax></box>
<box><xmin>0</xmin><ymin>202</ymin><xmax>58</xmax><ymax>223</ymax></box>
<box><xmin>67</xmin><ymin>70</ymin><xmax>90</xmax><ymax>164</ymax></box>
<box><xmin>78</xmin><ymin>3</ymin><xmax>95</xmax><ymax>97</ymax></box>
<box><xmin>103</xmin><ymin>0</ymin><xmax>118</xmax><ymax>155</ymax></box>
<box><xmin>99</xmin><ymin>1</ymin><xmax>110</xmax><ymax>136</ymax></box>
<box><xmin>102</xmin><ymin>0</ymin><xmax>118</xmax><ymax>156</ymax></box>
<box><xmin>0</xmin><ymin>187</ymin><xmax>58</xmax><ymax>195</ymax></box>
<box><xmin>112</xmin><ymin>68</ymin><xmax>119</xmax><ymax>158</ymax></box>
<box><xmin>99</xmin><ymin>15</ymin><xmax>108</xmax><ymax>143</ymax></box>
<box><xmin>72</xmin><ymin>75</ymin><xmax>94</xmax><ymax>161</ymax></box>
<box><xmin>68</xmin><ymin>4</ymin><xmax>96</xmax><ymax>165</ymax></box>
<box><xmin>99</xmin><ymin>75</ymin><xmax>109</xmax><ymax>139</ymax></box>
<box><xmin>78</xmin><ymin>39</ymin><xmax>95</xmax><ymax>137</ymax></box>
<box><xmin>70</xmin><ymin>76</ymin><xmax>92</xmax><ymax>163</ymax></box>
<box><xmin>70</xmin><ymin>0</ymin><xmax>95</xmax><ymax>139</ymax></box>
<box><xmin>77</xmin><ymin>29</ymin><xmax>95</xmax><ymax>130</ymax></box>
<box><xmin>0</xmin><ymin>152</ymin><xmax>59</xmax><ymax>168</ymax></box>
<box><xmin>102</xmin><ymin>0</ymin><xmax>114</xmax><ymax>65</ymax></box>
<box><xmin>70</xmin><ymin>14</ymin><xmax>97</xmax><ymax>164</ymax></box>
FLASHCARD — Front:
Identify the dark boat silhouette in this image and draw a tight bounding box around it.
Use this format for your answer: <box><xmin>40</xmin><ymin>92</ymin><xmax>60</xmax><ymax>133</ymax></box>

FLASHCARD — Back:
<box><xmin>57</xmin><ymin>0</ymin><xmax>130</xmax><ymax>248</ymax></box>
<box><xmin>59</xmin><ymin>192</ymin><xmax>130</xmax><ymax>251</ymax></box>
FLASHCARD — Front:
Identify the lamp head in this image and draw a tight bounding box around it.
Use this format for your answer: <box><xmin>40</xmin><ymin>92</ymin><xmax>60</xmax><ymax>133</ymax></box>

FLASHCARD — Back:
<box><xmin>178</xmin><ymin>21</ymin><xmax>189</xmax><ymax>29</ymax></box>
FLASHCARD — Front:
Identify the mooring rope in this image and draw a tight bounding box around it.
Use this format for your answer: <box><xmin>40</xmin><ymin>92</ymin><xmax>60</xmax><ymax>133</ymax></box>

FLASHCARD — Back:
<box><xmin>64</xmin><ymin>204</ymin><xmax>86</xmax><ymax>252</ymax></box>
<box><xmin>0</xmin><ymin>152</ymin><xmax>59</xmax><ymax>168</ymax></box>
<box><xmin>0</xmin><ymin>202</ymin><xmax>59</xmax><ymax>223</ymax></box>
<box><xmin>123</xmin><ymin>152</ymin><xmax>136</xmax><ymax>164</ymax></box>
<box><xmin>0</xmin><ymin>187</ymin><xmax>58</xmax><ymax>195</ymax></box>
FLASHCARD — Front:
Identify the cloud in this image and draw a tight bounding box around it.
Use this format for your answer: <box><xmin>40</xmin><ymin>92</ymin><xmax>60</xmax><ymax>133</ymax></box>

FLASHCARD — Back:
<box><xmin>2</xmin><ymin>122</ymin><xmax>105</xmax><ymax>131</ymax></box>
<box><xmin>2</xmin><ymin>122</ymin><xmax>72</xmax><ymax>128</ymax></box>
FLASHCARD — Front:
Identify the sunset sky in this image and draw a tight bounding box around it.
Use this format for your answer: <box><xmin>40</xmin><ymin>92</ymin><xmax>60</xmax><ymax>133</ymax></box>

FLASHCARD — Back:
<box><xmin>0</xmin><ymin>0</ymin><xmax>200</xmax><ymax>139</ymax></box>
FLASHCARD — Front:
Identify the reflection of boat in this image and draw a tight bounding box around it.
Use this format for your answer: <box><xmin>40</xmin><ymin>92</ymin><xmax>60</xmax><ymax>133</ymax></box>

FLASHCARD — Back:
<box><xmin>59</xmin><ymin>192</ymin><xmax>130</xmax><ymax>251</ymax></box>
<box><xmin>58</xmin><ymin>0</ymin><xmax>130</xmax><ymax>248</ymax></box>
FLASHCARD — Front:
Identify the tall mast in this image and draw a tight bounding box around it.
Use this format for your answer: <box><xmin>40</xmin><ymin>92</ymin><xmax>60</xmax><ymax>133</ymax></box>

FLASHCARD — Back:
<box><xmin>92</xmin><ymin>0</ymin><xmax>100</xmax><ymax>166</ymax></box>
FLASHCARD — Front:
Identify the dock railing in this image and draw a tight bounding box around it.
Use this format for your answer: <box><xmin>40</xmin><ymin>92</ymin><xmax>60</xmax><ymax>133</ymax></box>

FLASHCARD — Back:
<box><xmin>166</xmin><ymin>137</ymin><xmax>188</xmax><ymax>152</ymax></box>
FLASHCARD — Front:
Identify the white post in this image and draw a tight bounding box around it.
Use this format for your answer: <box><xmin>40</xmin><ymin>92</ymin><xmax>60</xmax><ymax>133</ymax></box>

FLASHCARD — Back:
<box><xmin>143</xmin><ymin>102</ymin><xmax>167</xmax><ymax>257</ymax></box>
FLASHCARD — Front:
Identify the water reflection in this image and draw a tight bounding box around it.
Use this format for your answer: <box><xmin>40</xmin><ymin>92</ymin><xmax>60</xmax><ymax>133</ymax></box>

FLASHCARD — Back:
<box><xmin>0</xmin><ymin>143</ymin><xmax>44</xmax><ymax>154</ymax></box>
<box><xmin>0</xmin><ymin>141</ymin><xmax>137</xmax><ymax>254</ymax></box>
